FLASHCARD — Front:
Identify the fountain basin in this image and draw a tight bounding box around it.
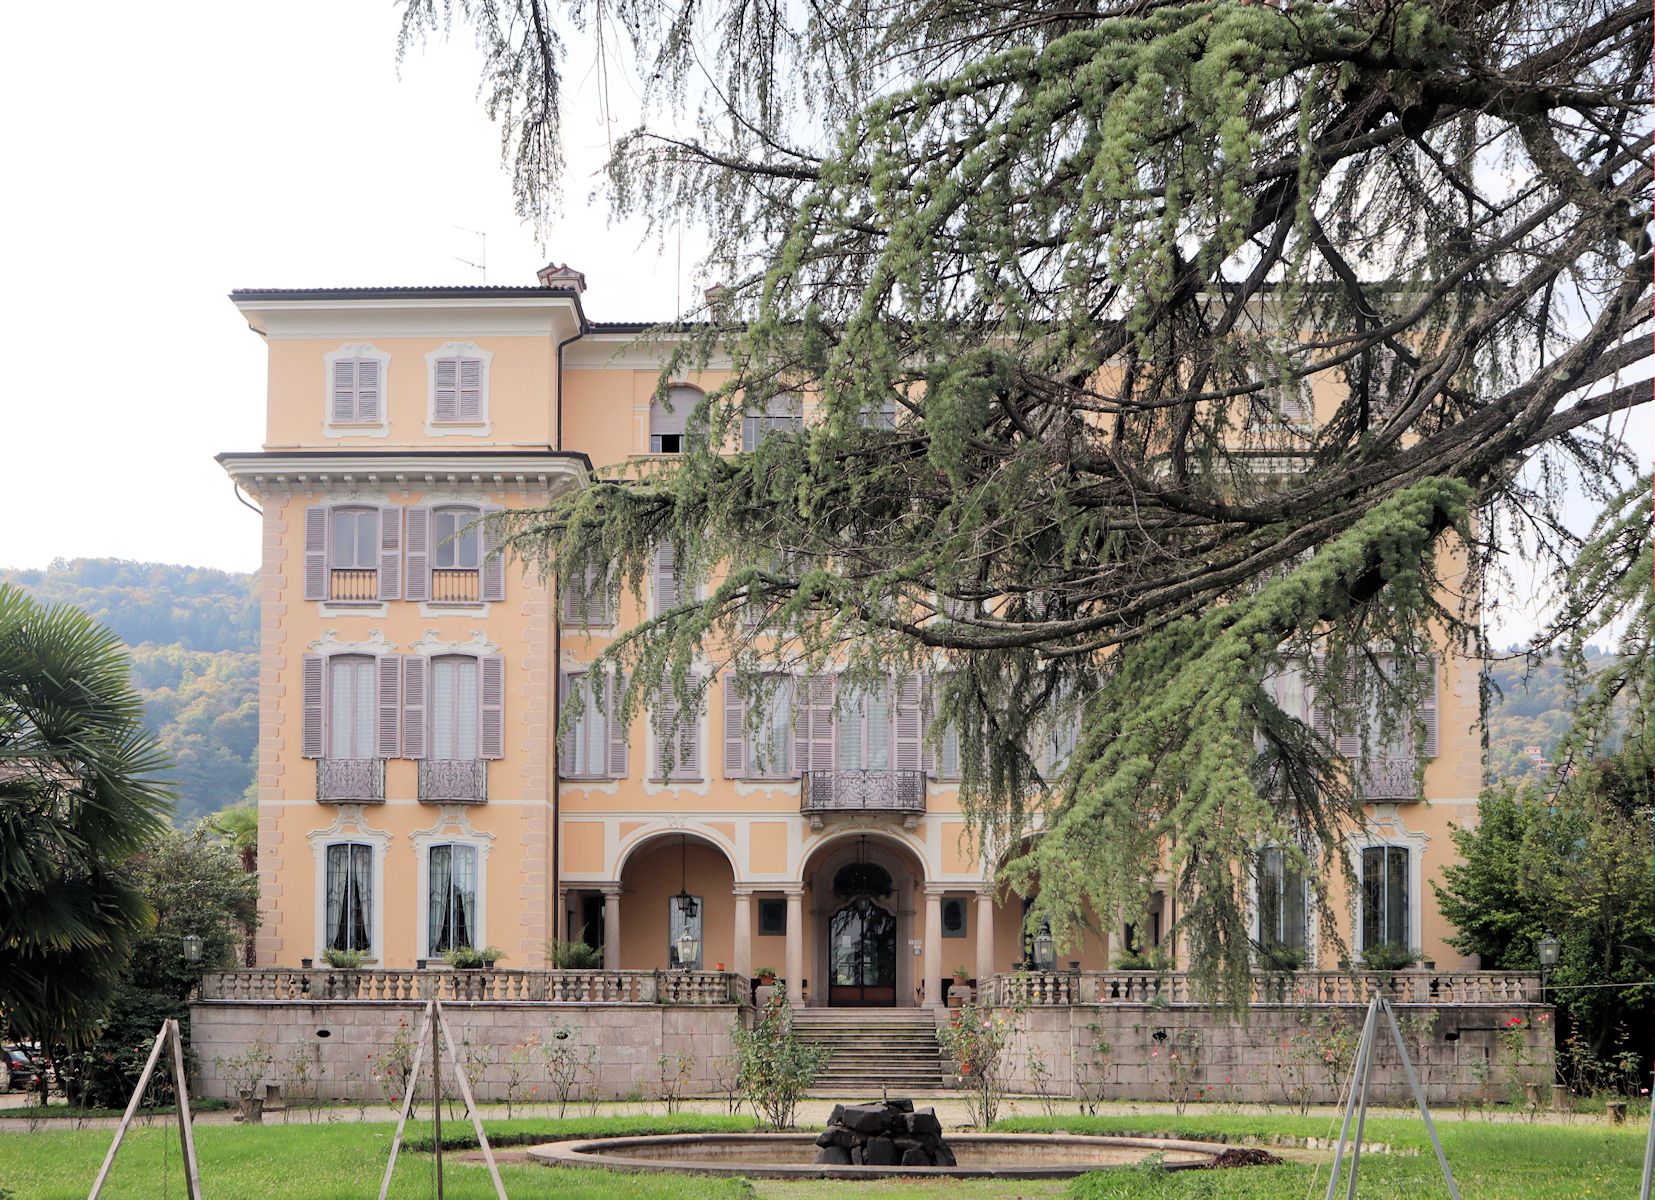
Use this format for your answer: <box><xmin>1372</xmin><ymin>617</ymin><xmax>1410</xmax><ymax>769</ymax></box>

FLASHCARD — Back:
<box><xmin>527</xmin><ymin>1131</ymin><xmax>1229</xmax><ymax>1178</ymax></box>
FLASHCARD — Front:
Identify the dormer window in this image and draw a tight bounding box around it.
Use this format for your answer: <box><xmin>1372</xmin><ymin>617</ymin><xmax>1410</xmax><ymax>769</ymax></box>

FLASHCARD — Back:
<box><xmin>650</xmin><ymin>385</ymin><xmax>700</xmax><ymax>453</ymax></box>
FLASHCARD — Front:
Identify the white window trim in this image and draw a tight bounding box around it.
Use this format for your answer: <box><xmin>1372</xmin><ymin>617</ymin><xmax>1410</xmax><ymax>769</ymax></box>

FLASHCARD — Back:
<box><xmin>308</xmin><ymin>807</ymin><xmax>392</xmax><ymax>963</ymax></box>
<box><xmin>323</xmin><ymin>343</ymin><xmax>391</xmax><ymax>439</ymax></box>
<box><xmin>1347</xmin><ymin>809</ymin><xmax>1430</xmax><ymax>954</ymax></box>
<box><xmin>307</xmin><ymin>629</ymin><xmax>397</xmax><ymax>656</ymax></box>
<box><xmin>424</xmin><ymin>342</ymin><xmax>493</xmax><ymax>437</ymax></box>
<box><xmin>412</xmin><ymin>807</ymin><xmax>496</xmax><ymax>960</ymax></box>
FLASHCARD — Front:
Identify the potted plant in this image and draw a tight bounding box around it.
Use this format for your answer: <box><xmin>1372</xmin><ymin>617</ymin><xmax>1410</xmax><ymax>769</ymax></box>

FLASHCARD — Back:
<box><xmin>713</xmin><ymin>961</ymin><xmax>726</xmax><ymax>972</ymax></box>
<box><xmin>948</xmin><ymin>964</ymin><xmax>974</xmax><ymax>1007</ymax></box>
<box><xmin>952</xmin><ymin>964</ymin><xmax>971</xmax><ymax>984</ymax></box>
<box><xmin>445</xmin><ymin>946</ymin><xmax>487</xmax><ymax>970</ymax></box>
<box><xmin>321</xmin><ymin>947</ymin><xmax>367</xmax><ymax>999</ymax></box>
<box><xmin>1257</xmin><ymin>942</ymin><xmax>1307</xmax><ymax>972</ymax></box>
<box><xmin>1359</xmin><ymin>943</ymin><xmax>1420</xmax><ymax>973</ymax></box>
<box><xmin>753</xmin><ymin>966</ymin><xmax>779</xmax><ymax>1007</ymax></box>
<box><xmin>479</xmin><ymin>946</ymin><xmax>506</xmax><ymax>968</ymax></box>
<box><xmin>755</xmin><ymin>967</ymin><xmax>777</xmax><ymax>985</ymax></box>
<box><xmin>322</xmin><ymin>947</ymin><xmax>366</xmax><ymax>969</ymax></box>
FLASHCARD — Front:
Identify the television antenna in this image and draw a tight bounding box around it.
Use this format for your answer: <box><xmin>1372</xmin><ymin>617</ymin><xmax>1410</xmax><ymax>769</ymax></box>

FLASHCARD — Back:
<box><xmin>452</xmin><ymin>225</ymin><xmax>487</xmax><ymax>283</ymax></box>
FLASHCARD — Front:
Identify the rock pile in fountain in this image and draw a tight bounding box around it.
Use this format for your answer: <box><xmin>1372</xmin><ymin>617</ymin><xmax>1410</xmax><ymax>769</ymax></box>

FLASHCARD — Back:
<box><xmin>813</xmin><ymin>1100</ymin><xmax>956</xmax><ymax>1168</ymax></box>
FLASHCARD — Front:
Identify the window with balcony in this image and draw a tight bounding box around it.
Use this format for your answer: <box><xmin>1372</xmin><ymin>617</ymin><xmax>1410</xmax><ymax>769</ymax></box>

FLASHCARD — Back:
<box><xmin>741</xmin><ymin>393</ymin><xmax>803</xmax><ymax>450</ymax></box>
<box><xmin>409</xmin><ymin>653</ymin><xmax>499</xmax><ymax>802</ymax></box>
<box><xmin>328</xmin><ymin>508</ymin><xmax>379</xmax><ymax>602</ymax></box>
<box><xmin>1360</xmin><ymin>844</ymin><xmax>1410</xmax><ymax>954</ymax></box>
<box><xmin>430</xmin><ymin>506</ymin><xmax>482</xmax><ymax>603</ymax></box>
<box><xmin>324</xmin><ymin>842</ymin><xmax>374</xmax><ymax>955</ymax></box>
<box><xmin>303</xmin><ymin>652</ymin><xmax>394</xmax><ymax>800</ymax></box>
<box><xmin>1256</xmin><ymin>845</ymin><xmax>1308</xmax><ymax>957</ymax></box>
<box><xmin>329</xmin><ymin>654</ymin><xmax>377</xmax><ymax>760</ymax></box>
<box><xmin>427</xmin><ymin>843</ymin><xmax>479</xmax><ymax>956</ymax></box>
<box><xmin>837</xmin><ymin>681</ymin><xmax>892</xmax><ymax>772</ymax></box>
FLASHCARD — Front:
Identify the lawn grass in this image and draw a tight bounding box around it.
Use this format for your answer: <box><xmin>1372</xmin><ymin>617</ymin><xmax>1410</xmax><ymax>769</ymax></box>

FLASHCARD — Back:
<box><xmin>999</xmin><ymin>1113</ymin><xmax>1645</xmax><ymax>1199</ymax></box>
<box><xmin>0</xmin><ymin>1110</ymin><xmax>1641</xmax><ymax>1199</ymax></box>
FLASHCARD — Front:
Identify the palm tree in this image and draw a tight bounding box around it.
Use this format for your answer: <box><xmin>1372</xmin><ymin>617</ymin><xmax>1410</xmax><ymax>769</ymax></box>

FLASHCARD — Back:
<box><xmin>206</xmin><ymin>803</ymin><xmax>258</xmax><ymax>874</ymax></box>
<box><xmin>0</xmin><ymin>584</ymin><xmax>172</xmax><ymax>1078</ymax></box>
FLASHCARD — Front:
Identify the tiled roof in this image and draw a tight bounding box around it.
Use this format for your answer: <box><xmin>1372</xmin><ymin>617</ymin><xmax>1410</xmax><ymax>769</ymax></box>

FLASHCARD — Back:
<box><xmin>230</xmin><ymin>285</ymin><xmax>583</xmax><ymax>300</ymax></box>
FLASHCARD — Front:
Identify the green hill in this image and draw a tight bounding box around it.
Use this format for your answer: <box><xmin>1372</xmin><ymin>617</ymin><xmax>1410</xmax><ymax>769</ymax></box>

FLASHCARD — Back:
<box><xmin>2</xmin><ymin>558</ymin><xmax>258</xmax><ymax>824</ymax></box>
<box><xmin>1484</xmin><ymin>648</ymin><xmax>1629</xmax><ymax>786</ymax></box>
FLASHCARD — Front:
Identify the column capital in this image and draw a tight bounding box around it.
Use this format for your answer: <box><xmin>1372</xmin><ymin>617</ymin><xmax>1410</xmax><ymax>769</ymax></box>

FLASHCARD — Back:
<box><xmin>596</xmin><ymin>881</ymin><xmax>623</xmax><ymax>897</ymax></box>
<box><xmin>976</xmin><ymin>884</ymin><xmax>1000</xmax><ymax>900</ymax></box>
<box><xmin>780</xmin><ymin>884</ymin><xmax>806</xmax><ymax>899</ymax></box>
<box><xmin>922</xmin><ymin>883</ymin><xmax>953</xmax><ymax>898</ymax></box>
<box><xmin>731</xmin><ymin>885</ymin><xmax>759</xmax><ymax>899</ymax></box>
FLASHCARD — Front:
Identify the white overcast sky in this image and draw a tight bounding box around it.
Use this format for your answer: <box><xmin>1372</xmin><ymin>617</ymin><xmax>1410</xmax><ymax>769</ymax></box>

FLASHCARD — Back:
<box><xmin>0</xmin><ymin>1</ymin><xmax>1645</xmax><ymax>649</ymax></box>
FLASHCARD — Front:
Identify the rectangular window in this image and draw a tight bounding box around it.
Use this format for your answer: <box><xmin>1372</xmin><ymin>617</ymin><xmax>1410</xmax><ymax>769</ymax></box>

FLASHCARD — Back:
<box><xmin>431</xmin><ymin>508</ymin><xmax>481</xmax><ymax>570</ymax></box>
<box><xmin>331</xmin><ymin>357</ymin><xmax>382</xmax><ymax>425</ymax></box>
<box><xmin>757</xmin><ymin>898</ymin><xmax>787</xmax><ymax>936</ymax></box>
<box><xmin>433</xmin><ymin>356</ymin><xmax>484</xmax><ymax>424</ymax></box>
<box><xmin>1257</xmin><ymin>846</ymin><xmax>1308</xmax><ymax>953</ymax></box>
<box><xmin>328</xmin><ymin>656</ymin><xmax>376</xmax><ymax>760</ymax></box>
<box><xmin>741</xmin><ymin>396</ymin><xmax>804</xmax><ymax>450</ymax></box>
<box><xmin>749</xmin><ymin>676</ymin><xmax>793</xmax><ymax>777</ymax></box>
<box><xmin>668</xmin><ymin>897</ymin><xmax>704</xmax><ymax>969</ymax></box>
<box><xmin>837</xmin><ymin>681</ymin><xmax>891</xmax><ymax>771</ymax></box>
<box><xmin>561</xmin><ymin>564</ymin><xmax>614</xmax><ymax>626</ymax></box>
<box><xmin>431</xmin><ymin>656</ymin><xmax>480</xmax><ymax>760</ymax></box>
<box><xmin>563</xmin><ymin>672</ymin><xmax>610</xmax><ymax>777</ymax></box>
<box><xmin>1360</xmin><ymin>845</ymin><xmax>1409</xmax><ymax>952</ymax></box>
<box><xmin>330</xmin><ymin>508</ymin><xmax>378</xmax><ymax>569</ymax></box>
<box><xmin>427</xmin><ymin>843</ymin><xmax>478</xmax><ymax>955</ymax></box>
<box><xmin>324</xmin><ymin>842</ymin><xmax>373</xmax><ymax>954</ymax></box>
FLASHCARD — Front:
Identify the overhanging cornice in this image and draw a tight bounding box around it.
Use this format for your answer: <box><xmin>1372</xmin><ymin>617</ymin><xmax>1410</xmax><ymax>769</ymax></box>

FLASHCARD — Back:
<box><xmin>217</xmin><ymin>449</ymin><xmax>592</xmax><ymax>496</ymax></box>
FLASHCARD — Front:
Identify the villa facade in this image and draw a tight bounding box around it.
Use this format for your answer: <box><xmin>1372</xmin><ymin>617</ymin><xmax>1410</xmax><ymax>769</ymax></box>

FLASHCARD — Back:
<box><xmin>218</xmin><ymin>264</ymin><xmax>1492</xmax><ymax>1013</ymax></box>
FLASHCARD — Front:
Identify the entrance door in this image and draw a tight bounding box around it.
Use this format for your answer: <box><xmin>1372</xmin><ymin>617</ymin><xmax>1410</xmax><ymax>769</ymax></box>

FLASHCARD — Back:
<box><xmin>828</xmin><ymin>898</ymin><xmax>897</xmax><ymax>1005</ymax></box>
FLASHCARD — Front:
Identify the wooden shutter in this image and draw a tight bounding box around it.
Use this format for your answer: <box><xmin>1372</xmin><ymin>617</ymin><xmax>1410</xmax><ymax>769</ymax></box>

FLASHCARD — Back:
<box><xmin>331</xmin><ymin>360</ymin><xmax>357</xmax><ymax>424</ymax></box>
<box><xmin>557</xmin><ymin>671</ymin><xmax>573</xmax><ymax>768</ymax></box>
<box><xmin>433</xmin><ymin>358</ymin><xmax>459</xmax><ymax>423</ymax></box>
<box><xmin>722</xmin><ymin>672</ymin><xmax>748</xmax><ymax>778</ymax></box>
<box><xmin>402</xmin><ymin>655</ymin><xmax>429</xmax><ymax>760</ymax></box>
<box><xmin>480</xmin><ymin>505</ymin><xmax>505</xmax><ymax>601</ymax></box>
<box><xmin>672</xmin><ymin>673</ymin><xmax>702</xmax><ymax>779</ymax></box>
<box><xmin>894</xmin><ymin>674</ymin><xmax>923</xmax><ymax>770</ymax></box>
<box><xmin>793</xmin><ymin>675</ymin><xmax>835</xmax><ymax>776</ymax></box>
<box><xmin>356</xmin><ymin>358</ymin><xmax>381</xmax><ymax>423</ymax></box>
<box><xmin>377</xmin><ymin>506</ymin><xmax>402</xmax><ymax>600</ymax></box>
<box><xmin>458</xmin><ymin>358</ymin><xmax>483</xmax><ymax>422</ymax></box>
<box><xmin>480</xmin><ymin>654</ymin><xmax>505</xmax><ymax>760</ymax></box>
<box><xmin>404</xmin><ymin>506</ymin><xmax>430</xmax><ymax>602</ymax></box>
<box><xmin>605</xmin><ymin>673</ymin><xmax>629</xmax><ymax>778</ymax></box>
<box><xmin>1333</xmin><ymin>660</ymin><xmax>1363</xmax><ymax>759</ymax></box>
<box><xmin>304</xmin><ymin>505</ymin><xmax>328</xmax><ymax>601</ymax></box>
<box><xmin>302</xmin><ymin>653</ymin><xmax>325</xmax><ymax>758</ymax></box>
<box><xmin>1418</xmin><ymin>657</ymin><xmax>1439</xmax><ymax>758</ymax></box>
<box><xmin>654</xmin><ymin>544</ymin><xmax>678</xmax><ymax>616</ymax></box>
<box><xmin>375</xmin><ymin>656</ymin><xmax>402</xmax><ymax>758</ymax></box>
<box><xmin>919</xmin><ymin>675</ymin><xmax>937</xmax><ymax>776</ymax></box>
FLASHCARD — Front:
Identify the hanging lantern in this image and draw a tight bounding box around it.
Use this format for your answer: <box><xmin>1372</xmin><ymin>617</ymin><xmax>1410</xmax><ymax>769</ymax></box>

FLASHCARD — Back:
<box><xmin>673</xmin><ymin>834</ymin><xmax>700</xmax><ymax>920</ymax></box>
<box><xmin>1033</xmin><ymin>925</ymin><xmax>1057</xmax><ymax>971</ymax></box>
<box><xmin>676</xmin><ymin>926</ymin><xmax>700</xmax><ymax>971</ymax></box>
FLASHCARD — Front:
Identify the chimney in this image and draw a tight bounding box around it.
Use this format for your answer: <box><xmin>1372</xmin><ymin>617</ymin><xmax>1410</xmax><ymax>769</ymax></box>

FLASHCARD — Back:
<box><xmin>537</xmin><ymin>262</ymin><xmax>587</xmax><ymax>293</ymax></box>
<box><xmin>704</xmin><ymin>283</ymin><xmax>731</xmax><ymax>308</ymax></box>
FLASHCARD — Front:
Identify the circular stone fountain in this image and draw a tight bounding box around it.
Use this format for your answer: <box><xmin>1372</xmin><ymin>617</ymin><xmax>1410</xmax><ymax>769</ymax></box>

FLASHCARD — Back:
<box><xmin>527</xmin><ymin>1131</ymin><xmax>1230</xmax><ymax>1180</ymax></box>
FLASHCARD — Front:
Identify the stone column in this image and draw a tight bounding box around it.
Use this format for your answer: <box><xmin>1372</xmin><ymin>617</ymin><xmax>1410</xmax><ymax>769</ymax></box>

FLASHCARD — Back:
<box><xmin>784</xmin><ymin>888</ymin><xmax>805</xmax><ymax>1004</ymax></box>
<box><xmin>922</xmin><ymin>886</ymin><xmax>945</xmax><ymax>1008</ymax></box>
<box><xmin>601</xmin><ymin>884</ymin><xmax>622</xmax><ymax>970</ymax></box>
<box><xmin>975</xmin><ymin>888</ymin><xmax>996</xmax><ymax>986</ymax></box>
<box><xmin>732</xmin><ymin>889</ymin><xmax>754</xmax><ymax>981</ymax></box>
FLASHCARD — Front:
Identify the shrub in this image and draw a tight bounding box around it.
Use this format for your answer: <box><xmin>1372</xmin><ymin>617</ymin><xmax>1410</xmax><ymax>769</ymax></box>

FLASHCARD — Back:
<box><xmin>548</xmin><ymin>938</ymin><xmax>604</xmax><ymax>969</ymax></box>
<box><xmin>1359</xmin><ymin>942</ymin><xmax>1420</xmax><ymax>972</ymax></box>
<box><xmin>730</xmin><ymin>984</ymin><xmax>825</xmax><ymax>1130</ymax></box>
<box><xmin>322</xmin><ymin>947</ymin><xmax>367</xmax><ymax>969</ymax></box>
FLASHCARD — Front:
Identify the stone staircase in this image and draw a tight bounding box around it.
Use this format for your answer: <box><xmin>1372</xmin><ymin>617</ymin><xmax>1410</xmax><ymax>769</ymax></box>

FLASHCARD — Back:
<box><xmin>791</xmin><ymin>1009</ymin><xmax>948</xmax><ymax>1094</ymax></box>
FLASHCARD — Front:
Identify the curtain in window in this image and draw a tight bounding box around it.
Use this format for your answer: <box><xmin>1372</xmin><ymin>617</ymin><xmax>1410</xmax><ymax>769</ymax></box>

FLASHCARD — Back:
<box><xmin>1259</xmin><ymin>847</ymin><xmax>1308</xmax><ymax>950</ymax></box>
<box><xmin>348</xmin><ymin>844</ymin><xmax>372</xmax><ymax>952</ymax></box>
<box><xmin>326</xmin><ymin>843</ymin><xmax>372</xmax><ymax>953</ymax></box>
<box><xmin>1360</xmin><ymin>846</ymin><xmax>1408</xmax><ymax>950</ymax></box>
<box><xmin>451</xmin><ymin>844</ymin><xmax>476</xmax><ymax>949</ymax></box>
<box><xmin>326</xmin><ymin>843</ymin><xmax>350</xmax><ymax>951</ymax></box>
<box><xmin>428</xmin><ymin>844</ymin><xmax>453</xmax><ymax>953</ymax></box>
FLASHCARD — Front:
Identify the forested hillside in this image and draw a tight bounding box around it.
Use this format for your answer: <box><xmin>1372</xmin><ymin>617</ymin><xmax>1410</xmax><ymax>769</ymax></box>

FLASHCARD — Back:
<box><xmin>0</xmin><ymin>560</ymin><xmax>1629</xmax><ymax>822</ymax></box>
<box><xmin>2</xmin><ymin>559</ymin><xmax>258</xmax><ymax>824</ymax></box>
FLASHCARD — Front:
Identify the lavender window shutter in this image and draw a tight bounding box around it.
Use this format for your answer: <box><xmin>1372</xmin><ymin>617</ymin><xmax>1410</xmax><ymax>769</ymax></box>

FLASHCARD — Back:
<box><xmin>1333</xmin><ymin>663</ymin><xmax>1363</xmax><ymax>759</ymax></box>
<box><xmin>557</xmin><ymin>672</ymin><xmax>573</xmax><ymax>767</ymax></box>
<box><xmin>356</xmin><ymin>358</ymin><xmax>381</xmax><ymax>423</ymax></box>
<box><xmin>433</xmin><ymin>358</ymin><xmax>458</xmax><ymax>423</ymax></box>
<box><xmin>654</xmin><ymin>544</ymin><xmax>677</xmax><ymax>616</ymax></box>
<box><xmin>894</xmin><ymin>675</ymin><xmax>922</xmax><ymax>770</ymax></box>
<box><xmin>304</xmin><ymin>505</ymin><xmax>329</xmax><ymax>601</ymax></box>
<box><xmin>919</xmin><ymin>675</ymin><xmax>937</xmax><ymax>776</ymax></box>
<box><xmin>377</xmin><ymin>505</ymin><xmax>402</xmax><ymax>600</ymax></box>
<box><xmin>605</xmin><ymin>673</ymin><xmax>628</xmax><ymax>778</ymax></box>
<box><xmin>480</xmin><ymin>654</ymin><xmax>505</xmax><ymax>760</ymax></box>
<box><xmin>404</xmin><ymin>506</ymin><xmax>430</xmax><ymax>602</ymax></box>
<box><xmin>655</xmin><ymin>675</ymin><xmax>679</xmax><ymax>780</ymax></box>
<box><xmin>480</xmin><ymin>505</ymin><xmax>506</xmax><ymax>601</ymax></box>
<box><xmin>678</xmin><ymin>673</ymin><xmax>702</xmax><ymax>779</ymax></box>
<box><xmin>458</xmin><ymin>358</ymin><xmax>483</xmax><ymax>422</ymax></box>
<box><xmin>331</xmin><ymin>360</ymin><xmax>356</xmax><ymax>424</ymax></box>
<box><xmin>792</xmin><ymin>674</ymin><xmax>810</xmax><ymax>780</ymax></box>
<box><xmin>723</xmin><ymin>672</ymin><xmax>747</xmax><ymax>778</ymax></box>
<box><xmin>376</xmin><ymin>655</ymin><xmax>402</xmax><ymax>758</ymax></box>
<box><xmin>302</xmin><ymin>654</ymin><xmax>325</xmax><ymax>758</ymax></box>
<box><xmin>1418</xmin><ymin>657</ymin><xmax>1439</xmax><ymax>758</ymax></box>
<box><xmin>402</xmin><ymin>655</ymin><xmax>428</xmax><ymax>760</ymax></box>
<box><xmin>561</xmin><ymin>571</ymin><xmax>582</xmax><ymax>624</ymax></box>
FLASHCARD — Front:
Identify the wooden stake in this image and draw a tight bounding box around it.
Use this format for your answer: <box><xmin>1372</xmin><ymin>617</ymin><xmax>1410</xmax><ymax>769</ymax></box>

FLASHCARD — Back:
<box><xmin>88</xmin><ymin>1019</ymin><xmax>202</xmax><ymax>1200</ymax></box>
<box><xmin>376</xmin><ymin>1004</ymin><xmax>432</xmax><ymax>1200</ymax></box>
<box><xmin>434</xmin><ymin>999</ymin><xmax>508</xmax><ymax>1198</ymax></box>
<box><xmin>432</xmin><ymin>997</ymin><xmax>445</xmax><ymax>1200</ymax></box>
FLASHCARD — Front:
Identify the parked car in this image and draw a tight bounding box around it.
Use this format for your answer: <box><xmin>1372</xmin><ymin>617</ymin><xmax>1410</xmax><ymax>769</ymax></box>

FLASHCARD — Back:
<box><xmin>3</xmin><ymin>1048</ymin><xmax>39</xmax><ymax>1092</ymax></box>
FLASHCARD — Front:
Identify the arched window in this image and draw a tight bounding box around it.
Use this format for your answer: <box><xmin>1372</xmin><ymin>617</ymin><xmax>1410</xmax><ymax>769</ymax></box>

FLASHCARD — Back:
<box><xmin>650</xmin><ymin>385</ymin><xmax>701</xmax><ymax>454</ymax></box>
<box><xmin>427</xmin><ymin>842</ymin><xmax>479</xmax><ymax>955</ymax></box>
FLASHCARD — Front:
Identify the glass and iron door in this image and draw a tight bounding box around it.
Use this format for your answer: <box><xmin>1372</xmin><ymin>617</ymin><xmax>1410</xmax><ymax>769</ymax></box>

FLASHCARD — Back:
<box><xmin>828</xmin><ymin>898</ymin><xmax>897</xmax><ymax>1005</ymax></box>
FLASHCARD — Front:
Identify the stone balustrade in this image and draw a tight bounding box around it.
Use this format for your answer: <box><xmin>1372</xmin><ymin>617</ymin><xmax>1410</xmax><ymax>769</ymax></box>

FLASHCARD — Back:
<box><xmin>978</xmin><ymin>969</ymin><xmax>1542</xmax><ymax>1007</ymax></box>
<box><xmin>196</xmin><ymin>968</ymin><xmax>743</xmax><ymax>1005</ymax></box>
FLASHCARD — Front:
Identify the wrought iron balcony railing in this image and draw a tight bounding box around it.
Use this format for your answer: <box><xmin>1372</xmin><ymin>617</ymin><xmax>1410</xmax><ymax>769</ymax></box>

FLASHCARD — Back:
<box><xmin>430</xmin><ymin>568</ymin><xmax>481</xmax><ymax>603</ymax></box>
<box><xmin>418</xmin><ymin>758</ymin><xmax>488</xmax><ymax>804</ymax></box>
<box><xmin>800</xmin><ymin>769</ymin><xmax>926</xmax><ymax>828</ymax></box>
<box><xmin>1359</xmin><ymin>756</ymin><xmax>1418</xmax><ymax>801</ymax></box>
<box><xmin>316</xmin><ymin>758</ymin><xmax>385</xmax><ymax>803</ymax></box>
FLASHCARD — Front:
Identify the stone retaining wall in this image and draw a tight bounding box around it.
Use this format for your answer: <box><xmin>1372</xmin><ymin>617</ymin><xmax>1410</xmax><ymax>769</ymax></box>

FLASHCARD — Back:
<box><xmin>992</xmin><ymin>1003</ymin><xmax>1553</xmax><ymax>1106</ymax></box>
<box><xmin>188</xmin><ymin>1000</ymin><xmax>746</xmax><ymax>1103</ymax></box>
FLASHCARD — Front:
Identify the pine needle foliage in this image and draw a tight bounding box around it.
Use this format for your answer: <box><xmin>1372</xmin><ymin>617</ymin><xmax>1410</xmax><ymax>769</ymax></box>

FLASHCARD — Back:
<box><xmin>417</xmin><ymin>0</ymin><xmax>1651</xmax><ymax>998</ymax></box>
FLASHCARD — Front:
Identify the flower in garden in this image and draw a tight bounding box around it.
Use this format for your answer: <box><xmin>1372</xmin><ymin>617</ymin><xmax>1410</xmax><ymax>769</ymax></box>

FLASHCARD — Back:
<box><xmin>1224</xmin><ymin>1077</ymin><xmax>1232</xmax><ymax>1084</ymax></box>
<box><xmin>1324</xmin><ymin>1050</ymin><xmax>1335</xmax><ymax>1062</ymax></box>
